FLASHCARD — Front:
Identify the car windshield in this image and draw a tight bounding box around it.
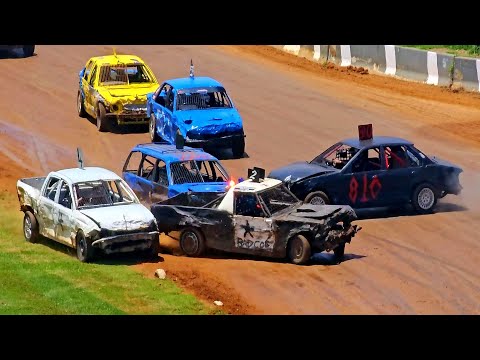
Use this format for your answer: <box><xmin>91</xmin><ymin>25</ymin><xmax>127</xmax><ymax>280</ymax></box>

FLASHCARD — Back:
<box><xmin>170</xmin><ymin>160</ymin><xmax>229</xmax><ymax>185</ymax></box>
<box><xmin>176</xmin><ymin>86</ymin><xmax>233</xmax><ymax>111</ymax></box>
<box><xmin>74</xmin><ymin>180</ymin><xmax>138</xmax><ymax>209</ymax></box>
<box><xmin>310</xmin><ymin>142</ymin><xmax>360</xmax><ymax>170</ymax></box>
<box><xmin>99</xmin><ymin>64</ymin><xmax>154</xmax><ymax>86</ymax></box>
<box><xmin>258</xmin><ymin>184</ymin><xmax>301</xmax><ymax>215</ymax></box>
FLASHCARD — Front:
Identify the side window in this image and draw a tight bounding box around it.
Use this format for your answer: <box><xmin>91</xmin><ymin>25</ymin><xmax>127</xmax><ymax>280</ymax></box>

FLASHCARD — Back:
<box><xmin>57</xmin><ymin>181</ymin><xmax>73</xmax><ymax>209</ymax></box>
<box><xmin>43</xmin><ymin>177</ymin><xmax>61</xmax><ymax>201</ymax></box>
<box><xmin>385</xmin><ymin>145</ymin><xmax>419</xmax><ymax>169</ymax></box>
<box><xmin>351</xmin><ymin>148</ymin><xmax>381</xmax><ymax>173</ymax></box>
<box><xmin>124</xmin><ymin>151</ymin><xmax>143</xmax><ymax>174</ymax></box>
<box><xmin>83</xmin><ymin>61</ymin><xmax>93</xmax><ymax>81</ymax></box>
<box><xmin>165</xmin><ymin>86</ymin><xmax>175</xmax><ymax>112</ymax></box>
<box><xmin>154</xmin><ymin>160</ymin><xmax>168</xmax><ymax>186</ymax></box>
<box><xmin>234</xmin><ymin>193</ymin><xmax>264</xmax><ymax>217</ymax></box>
<box><xmin>140</xmin><ymin>155</ymin><xmax>157</xmax><ymax>180</ymax></box>
<box><xmin>155</xmin><ymin>83</ymin><xmax>170</xmax><ymax>106</ymax></box>
<box><xmin>89</xmin><ymin>65</ymin><xmax>97</xmax><ymax>87</ymax></box>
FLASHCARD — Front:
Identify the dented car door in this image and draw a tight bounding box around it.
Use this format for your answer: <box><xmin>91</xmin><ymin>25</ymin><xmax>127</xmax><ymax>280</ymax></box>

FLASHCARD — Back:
<box><xmin>53</xmin><ymin>180</ymin><xmax>75</xmax><ymax>246</ymax></box>
<box><xmin>232</xmin><ymin>191</ymin><xmax>275</xmax><ymax>253</ymax></box>
<box><xmin>38</xmin><ymin>177</ymin><xmax>61</xmax><ymax>239</ymax></box>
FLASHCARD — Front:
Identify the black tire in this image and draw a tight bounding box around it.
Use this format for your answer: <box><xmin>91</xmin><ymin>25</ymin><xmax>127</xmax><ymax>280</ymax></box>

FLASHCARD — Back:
<box><xmin>149</xmin><ymin>114</ymin><xmax>161</xmax><ymax>142</ymax></box>
<box><xmin>76</xmin><ymin>230</ymin><xmax>95</xmax><ymax>263</ymax></box>
<box><xmin>287</xmin><ymin>234</ymin><xmax>311</xmax><ymax>265</ymax></box>
<box><xmin>23</xmin><ymin>45</ymin><xmax>35</xmax><ymax>57</ymax></box>
<box><xmin>333</xmin><ymin>243</ymin><xmax>345</xmax><ymax>263</ymax></box>
<box><xmin>23</xmin><ymin>211</ymin><xmax>39</xmax><ymax>243</ymax></box>
<box><xmin>411</xmin><ymin>183</ymin><xmax>437</xmax><ymax>214</ymax></box>
<box><xmin>232</xmin><ymin>136</ymin><xmax>245</xmax><ymax>159</ymax></box>
<box><xmin>96</xmin><ymin>103</ymin><xmax>109</xmax><ymax>132</ymax></box>
<box><xmin>147</xmin><ymin>235</ymin><xmax>160</xmax><ymax>259</ymax></box>
<box><xmin>305</xmin><ymin>191</ymin><xmax>330</xmax><ymax>205</ymax></box>
<box><xmin>77</xmin><ymin>91</ymin><xmax>87</xmax><ymax>118</ymax></box>
<box><xmin>179</xmin><ymin>227</ymin><xmax>206</xmax><ymax>257</ymax></box>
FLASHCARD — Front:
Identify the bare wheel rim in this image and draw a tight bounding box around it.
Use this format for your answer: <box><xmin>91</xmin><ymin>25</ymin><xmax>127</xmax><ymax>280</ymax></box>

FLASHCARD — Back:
<box><xmin>182</xmin><ymin>232</ymin><xmax>199</xmax><ymax>254</ymax></box>
<box><xmin>77</xmin><ymin>93</ymin><xmax>82</xmax><ymax>114</ymax></box>
<box><xmin>309</xmin><ymin>196</ymin><xmax>325</xmax><ymax>205</ymax></box>
<box><xmin>24</xmin><ymin>216</ymin><xmax>32</xmax><ymax>239</ymax></box>
<box><xmin>149</xmin><ymin>116</ymin><xmax>155</xmax><ymax>141</ymax></box>
<box><xmin>417</xmin><ymin>188</ymin><xmax>435</xmax><ymax>210</ymax></box>
<box><xmin>292</xmin><ymin>238</ymin><xmax>303</xmax><ymax>258</ymax></box>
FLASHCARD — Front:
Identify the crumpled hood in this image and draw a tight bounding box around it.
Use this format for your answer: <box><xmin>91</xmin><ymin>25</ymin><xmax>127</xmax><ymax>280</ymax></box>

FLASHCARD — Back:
<box><xmin>168</xmin><ymin>183</ymin><xmax>228</xmax><ymax>197</ymax></box>
<box><xmin>175</xmin><ymin>108</ymin><xmax>243</xmax><ymax>135</ymax></box>
<box><xmin>279</xmin><ymin>203</ymin><xmax>357</xmax><ymax>223</ymax></box>
<box><xmin>79</xmin><ymin>204</ymin><xmax>155</xmax><ymax>231</ymax></box>
<box><xmin>430</xmin><ymin>156</ymin><xmax>463</xmax><ymax>172</ymax></box>
<box><xmin>99</xmin><ymin>84</ymin><xmax>158</xmax><ymax>103</ymax></box>
<box><xmin>269</xmin><ymin>162</ymin><xmax>338</xmax><ymax>183</ymax></box>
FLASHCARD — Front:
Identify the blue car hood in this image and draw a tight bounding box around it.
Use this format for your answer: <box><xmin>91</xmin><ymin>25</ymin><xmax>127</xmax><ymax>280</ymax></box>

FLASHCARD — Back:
<box><xmin>269</xmin><ymin>161</ymin><xmax>338</xmax><ymax>183</ymax></box>
<box><xmin>430</xmin><ymin>156</ymin><xmax>463</xmax><ymax>172</ymax></box>
<box><xmin>176</xmin><ymin>108</ymin><xmax>243</xmax><ymax>135</ymax></box>
<box><xmin>169</xmin><ymin>182</ymin><xmax>228</xmax><ymax>197</ymax></box>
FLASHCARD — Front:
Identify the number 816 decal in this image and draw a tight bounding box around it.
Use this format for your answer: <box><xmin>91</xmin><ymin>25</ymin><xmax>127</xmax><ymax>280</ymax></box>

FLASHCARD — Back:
<box><xmin>349</xmin><ymin>174</ymin><xmax>382</xmax><ymax>203</ymax></box>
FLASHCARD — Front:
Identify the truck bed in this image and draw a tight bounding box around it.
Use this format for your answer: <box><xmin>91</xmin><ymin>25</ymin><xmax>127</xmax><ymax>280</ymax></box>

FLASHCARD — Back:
<box><xmin>17</xmin><ymin>176</ymin><xmax>47</xmax><ymax>211</ymax></box>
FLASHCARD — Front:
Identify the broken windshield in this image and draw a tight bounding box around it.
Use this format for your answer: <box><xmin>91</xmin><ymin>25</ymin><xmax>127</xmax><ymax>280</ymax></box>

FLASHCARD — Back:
<box><xmin>74</xmin><ymin>180</ymin><xmax>138</xmax><ymax>209</ymax></box>
<box><xmin>258</xmin><ymin>184</ymin><xmax>301</xmax><ymax>215</ymax></box>
<box><xmin>311</xmin><ymin>142</ymin><xmax>360</xmax><ymax>170</ymax></box>
<box><xmin>170</xmin><ymin>160</ymin><xmax>229</xmax><ymax>185</ymax></box>
<box><xmin>99</xmin><ymin>64</ymin><xmax>154</xmax><ymax>86</ymax></box>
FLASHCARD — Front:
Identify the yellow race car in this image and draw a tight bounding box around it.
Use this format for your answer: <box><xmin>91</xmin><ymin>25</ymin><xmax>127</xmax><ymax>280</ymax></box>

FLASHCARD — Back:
<box><xmin>77</xmin><ymin>52</ymin><xmax>159</xmax><ymax>132</ymax></box>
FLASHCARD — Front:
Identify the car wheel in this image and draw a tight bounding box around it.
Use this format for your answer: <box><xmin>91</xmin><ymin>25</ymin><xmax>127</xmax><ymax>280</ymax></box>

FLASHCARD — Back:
<box><xmin>149</xmin><ymin>114</ymin><xmax>161</xmax><ymax>142</ymax></box>
<box><xmin>305</xmin><ymin>191</ymin><xmax>330</xmax><ymax>205</ymax></box>
<box><xmin>146</xmin><ymin>235</ymin><xmax>160</xmax><ymax>259</ymax></box>
<box><xmin>179</xmin><ymin>227</ymin><xmax>206</xmax><ymax>257</ymax></box>
<box><xmin>23</xmin><ymin>211</ymin><xmax>39</xmax><ymax>243</ymax></box>
<box><xmin>412</xmin><ymin>183</ymin><xmax>437</xmax><ymax>214</ymax></box>
<box><xmin>23</xmin><ymin>45</ymin><xmax>35</xmax><ymax>57</ymax></box>
<box><xmin>333</xmin><ymin>243</ymin><xmax>345</xmax><ymax>263</ymax></box>
<box><xmin>287</xmin><ymin>234</ymin><xmax>311</xmax><ymax>265</ymax></box>
<box><xmin>76</xmin><ymin>230</ymin><xmax>95</xmax><ymax>263</ymax></box>
<box><xmin>96</xmin><ymin>103</ymin><xmax>109</xmax><ymax>132</ymax></box>
<box><xmin>232</xmin><ymin>137</ymin><xmax>245</xmax><ymax>159</ymax></box>
<box><xmin>77</xmin><ymin>91</ymin><xmax>87</xmax><ymax>118</ymax></box>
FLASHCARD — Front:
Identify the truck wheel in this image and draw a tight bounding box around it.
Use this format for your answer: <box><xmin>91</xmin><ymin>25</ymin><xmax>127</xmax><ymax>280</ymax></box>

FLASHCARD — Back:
<box><xmin>412</xmin><ymin>183</ymin><xmax>437</xmax><ymax>214</ymax></box>
<box><xmin>96</xmin><ymin>103</ymin><xmax>109</xmax><ymax>132</ymax></box>
<box><xmin>76</xmin><ymin>230</ymin><xmax>95</xmax><ymax>263</ymax></box>
<box><xmin>305</xmin><ymin>191</ymin><xmax>330</xmax><ymax>205</ymax></box>
<box><xmin>179</xmin><ymin>227</ymin><xmax>206</xmax><ymax>257</ymax></box>
<box><xmin>23</xmin><ymin>45</ymin><xmax>35</xmax><ymax>57</ymax></box>
<box><xmin>149</xmin><ymin>114</ymin><xmax>161</xmax><ymax>142</ymax></box>
<box><xmin>77</xmin><ymin>91</ymin><xmax>87</xmax><ymax>118</ymax></box>
<box><xmin>23</xmin><ymin>211</ymin><xmax>39</xmax><ymax>243</ymax></box>
<box><xmin>287</xmin><ymin>234</ymin><xmax>311</xmax><ymax>265</ymax></box>
<box><xmin>232</xmin><ymin>137</ymin><xmax>245</xmax><ymax>159</ymax></box>
<box><xmin>333</xmin><ymin>243</ymin><xmax>345</xmax><ymax>263</ymax></box>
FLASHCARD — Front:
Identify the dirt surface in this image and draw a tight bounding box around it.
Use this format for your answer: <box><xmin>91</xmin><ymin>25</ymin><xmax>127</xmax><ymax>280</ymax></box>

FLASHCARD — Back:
<box><xmin>1</xmin><ymin>45</ymin><xmax>480</xmax><ymax>314</ymax></box>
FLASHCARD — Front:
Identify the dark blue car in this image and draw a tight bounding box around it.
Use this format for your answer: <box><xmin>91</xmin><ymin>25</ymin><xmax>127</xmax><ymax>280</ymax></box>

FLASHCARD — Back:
<box><xmin>122</xmin><ymin>143</ymin><xmax>232</xmax><ymax>204</ymax></box>
<box><xmin>146</xmin><ymin>74</ymin><xmax>246</xmax><ymax>158</ymax></box>
<box><xmin>269</xmin><ymin>135</ymin><xmax>463</xmax><ymax>214</ymax></box>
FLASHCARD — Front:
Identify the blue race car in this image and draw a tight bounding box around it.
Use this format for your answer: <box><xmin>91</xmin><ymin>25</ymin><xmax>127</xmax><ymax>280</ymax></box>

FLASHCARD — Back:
<box><xmin>146</xmin><ymin>62</ymin><xmax>246</xmax><ymax>158</ymax></box>
<box><xmin>122</xmin><ymin>143</ymin><xmax>233</xmax><ymax>204</ymax></box>
<box><xmin>268</xmin><ymin>125</ymin><xmax>463</xmax><ymax>214</ymax></box>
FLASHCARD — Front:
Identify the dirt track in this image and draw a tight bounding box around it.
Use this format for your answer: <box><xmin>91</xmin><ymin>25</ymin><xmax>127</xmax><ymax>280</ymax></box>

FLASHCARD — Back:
<box><xmin>1</xmin><ymin>45</ymin><xmax>480</xmax><ymax>314</ymax></box>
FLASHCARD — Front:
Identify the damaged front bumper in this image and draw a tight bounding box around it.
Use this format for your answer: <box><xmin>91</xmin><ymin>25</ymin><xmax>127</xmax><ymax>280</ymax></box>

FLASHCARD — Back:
<box><xmin>106</xmin><ymin>104</ymin><xmax>148</xmax><ymax>124</ymax></box>
<box><xmin>316</xmin><ymin>223</ymin><xmax>361</xmax><ymax>253</ymax></box>
<box><xmin>185</xmin><ymin>133</ymin><xmax>245</xmax><ymax>148</ymax></box>
<box><xmin>91</xmin><ymin>231</ymin><xmax>159</xmax><ymax>254</ymax></box>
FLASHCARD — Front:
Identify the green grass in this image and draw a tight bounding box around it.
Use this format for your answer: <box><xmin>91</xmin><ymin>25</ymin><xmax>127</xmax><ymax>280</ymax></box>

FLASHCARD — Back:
<box><xmin>0</xmin><ymin>198</ymin><xmax>216</xmax><ymax>315</ymax></box>
<box><xmin>402</xmin><ymin>45</ymin><xmax>480</xmax><ymax>57</ymax></box>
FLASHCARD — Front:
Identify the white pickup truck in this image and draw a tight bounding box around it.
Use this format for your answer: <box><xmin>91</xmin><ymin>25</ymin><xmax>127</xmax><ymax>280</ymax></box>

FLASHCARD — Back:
<box><xmin>17</xmin><ymin>167</ymin><xmax>160</xmax><ymax>262</ymax></box>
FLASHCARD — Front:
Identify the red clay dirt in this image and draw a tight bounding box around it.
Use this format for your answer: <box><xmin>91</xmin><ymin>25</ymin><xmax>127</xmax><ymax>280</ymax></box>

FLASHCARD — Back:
<box><xmin>1</xmin><ymin>45</ymin><xmax>479</xmax><ymax>314</ymax></box>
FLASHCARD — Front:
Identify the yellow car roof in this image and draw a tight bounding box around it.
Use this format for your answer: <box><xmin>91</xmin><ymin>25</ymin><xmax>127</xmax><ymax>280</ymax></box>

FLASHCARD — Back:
<box><xmin>89</xmin><ymin>54</ymin><xmax>146</xmax><ymax>65</ymax></box>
